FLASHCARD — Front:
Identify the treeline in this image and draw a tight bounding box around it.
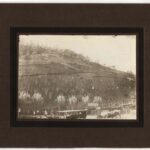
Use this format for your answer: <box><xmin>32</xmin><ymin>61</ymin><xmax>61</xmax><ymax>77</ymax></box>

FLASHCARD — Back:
<box><xmin>18</xmin><ymin>72</ymin><xmax>135</xmax><ymax>112</ymax></box>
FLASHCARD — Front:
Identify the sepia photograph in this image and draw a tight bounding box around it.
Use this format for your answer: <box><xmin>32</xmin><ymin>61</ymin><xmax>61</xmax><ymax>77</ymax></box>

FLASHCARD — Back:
<box><xmin>17</xmin><ymin>34</ymin><xmax>136</xmax><ymax>120</ymax></box>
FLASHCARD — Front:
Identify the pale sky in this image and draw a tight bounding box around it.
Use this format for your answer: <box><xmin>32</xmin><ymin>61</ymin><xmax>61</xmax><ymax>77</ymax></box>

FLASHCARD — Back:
<box><xmin>19</xmin><ymin>35</ymin><xmax>136</xmax><ymax>74</ymax></box>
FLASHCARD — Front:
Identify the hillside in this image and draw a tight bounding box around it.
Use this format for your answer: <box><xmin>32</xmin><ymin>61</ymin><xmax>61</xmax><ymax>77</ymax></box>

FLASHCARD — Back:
<box><xmin>18</xmin><ymin>44</ymin><xmax>136</xmax><ymax>112</ymax></box>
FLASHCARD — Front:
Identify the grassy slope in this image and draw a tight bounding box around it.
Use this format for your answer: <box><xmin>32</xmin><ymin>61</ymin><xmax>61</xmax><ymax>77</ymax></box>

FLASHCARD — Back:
<box><xmin>18</xmin><ymin>45</ymin><xmax>136</xmax><ymax>110</ymax></box>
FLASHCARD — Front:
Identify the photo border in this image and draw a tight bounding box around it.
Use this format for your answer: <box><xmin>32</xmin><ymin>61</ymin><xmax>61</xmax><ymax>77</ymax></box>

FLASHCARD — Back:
<box><xmin>10</xmin><ymin>27</ymin><xmax>144</xmax><ymax>128</ymax></box>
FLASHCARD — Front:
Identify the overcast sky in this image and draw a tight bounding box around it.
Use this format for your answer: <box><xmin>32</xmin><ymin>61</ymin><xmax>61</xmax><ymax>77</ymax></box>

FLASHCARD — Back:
<box><xmin>19</xmin><ymin>35</ymin><xmax>136</xmax><ymax>74</ymax></box>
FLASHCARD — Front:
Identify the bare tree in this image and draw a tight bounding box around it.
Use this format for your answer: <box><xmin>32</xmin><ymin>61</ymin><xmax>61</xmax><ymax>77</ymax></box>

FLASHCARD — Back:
<box><xmin>68</xmin><ymin>95</ymin><xmax>77</xmax><ymax>109</ymax></box>
<box><xmin>55</xmin><ymin>94</ymin><xmax>66</xmax><ymax>110</ymax></box>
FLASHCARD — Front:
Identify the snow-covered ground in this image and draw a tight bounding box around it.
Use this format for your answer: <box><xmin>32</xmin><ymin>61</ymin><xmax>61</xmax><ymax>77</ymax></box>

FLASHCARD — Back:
<box><xmin>120</xmin><ymin>109</ymin><xmax>136</xmax><ymax>119</ymax></box>
<box><xmin>86</xmin><ymin>109</ymin><xmax>136</xmax><ymax>120</ymax></box>
<box><xmin>86</xmin><ymin>115</ymin><xmax>97</xmax><ymax>119</ymax></box>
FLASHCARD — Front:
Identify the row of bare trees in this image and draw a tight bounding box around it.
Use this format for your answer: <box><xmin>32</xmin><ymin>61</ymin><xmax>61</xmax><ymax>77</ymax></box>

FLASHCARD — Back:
<box><xmin>19</xmin><ymin>91</ymin><xmax>103</xmax><ymax>111</ymax></box>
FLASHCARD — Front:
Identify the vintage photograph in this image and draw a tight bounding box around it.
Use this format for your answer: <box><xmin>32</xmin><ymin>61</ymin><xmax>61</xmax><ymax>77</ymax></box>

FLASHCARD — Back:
<box><xmin>18</xmin><ymin>34</ymin><xmax>136</xmax><ymax>120</ymax></box>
